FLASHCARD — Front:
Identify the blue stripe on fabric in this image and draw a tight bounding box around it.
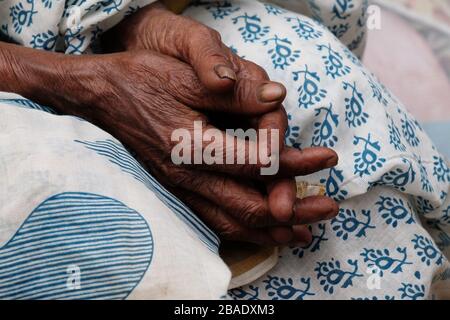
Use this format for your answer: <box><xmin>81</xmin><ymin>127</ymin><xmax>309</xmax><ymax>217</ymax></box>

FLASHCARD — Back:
<box><xmin>0</xmin><ymin>98</ymin><xmax>56</xmax><ymax>113</ymax></box>
<box><xmin>0</xmin><ymin>192</ymin><xmax>153</xmax><ymax>300</ymax></box>
<box><xmin>75</xmin><ymin>139</ymin><xmax>220</xmax><ymax>252</ymax></box>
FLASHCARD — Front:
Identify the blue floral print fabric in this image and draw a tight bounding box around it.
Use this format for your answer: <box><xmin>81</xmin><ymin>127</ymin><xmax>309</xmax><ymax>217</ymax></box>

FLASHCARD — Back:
<box><xmin>0</xmin><ymin>0</ymin><xmax>157</xmax><ymax>53</ymax></box>
<box><xmin>184</xmin><ymin>0</ymin><xmax>450</xmax><ymax>300</ymax></box>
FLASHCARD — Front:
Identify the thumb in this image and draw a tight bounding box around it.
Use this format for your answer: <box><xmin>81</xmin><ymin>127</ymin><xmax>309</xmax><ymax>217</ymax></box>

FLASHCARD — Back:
<box><xmin>183</xmin><ymin>25</ymin><xmax>237</xmax><ymax>92</ymax></box>
<box><xmin>123</xmin><ymin>4</ymin><xmax>238</xmax><ymax>92</ymax></box>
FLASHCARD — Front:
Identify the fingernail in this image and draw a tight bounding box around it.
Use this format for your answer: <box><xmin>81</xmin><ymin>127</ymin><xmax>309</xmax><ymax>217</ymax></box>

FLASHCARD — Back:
<box><xmin>214</xmin><ymin>65</ymin><xmax>236</xmax><ymax>81</ymax></box>
<box><xmin>258</xmin><ymin>83</ymin><xmax>285</xmax><ymax>103</ymax></box>
<box><xmin>324</xmin><ymin>155</ymin><xmax>338</xmax><ymax>168</ymax></box>
<box><xmin>326</xmin><ymin>202</ymin><xmax>339</xmax><ymax>219</ymax></box>
<box><xmin>269</xmin><ymin>227</ymin><xmax>294</xmax><ymax>244</ymax></box>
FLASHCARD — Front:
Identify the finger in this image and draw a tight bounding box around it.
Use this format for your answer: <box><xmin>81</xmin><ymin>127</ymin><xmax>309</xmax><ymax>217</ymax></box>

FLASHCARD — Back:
<box><xmin>292</xmin><ymin>225</ymin><xmax>313</xmax><ymax>247</ymax></box>
<box><xmin>174</xmin><ymin>190</ymin><xmax>283</xmax><ymax>245</ymax></box>
<box><xmin>257</xmin><ymin>106</ymin><xmax>289</xmax><ymax>149</ymax></box>
<box><xmin>267</xmin><ymin>178</ymin><xmax>297</xmax><ymax>223</ymax></box>
<box><xmin>277</xmin><ymin>147</ymin><xmax>339</xmax><ymax>177</ymax></box>
<box><xmin>268</xmin><ymin>227</ymin><xmax>294</xmax><ymax>244</ymax></box>
<box><xmin>176</xmin><ymin>77</ymin><xmax>286</xmax><ymax>116</ymax></box>
<box><xmin>165</xmin><ymin>169</ymin><xmax>275</xmax><ymax>228</ymax></box>
<box><xmin>293</xmin><ymin>196</ymin><xmax>339</xmax><ymax>224</ymax></box>
<box><xmin>171</xmin><ymin>121</ymin><xmax>337</xmax><ymax>179</ymax></box>
<box><xmin>156</xmin><ymin>166</ymin><xmax>338</xmax><ymax>227</ymax></box>
<box><xmin>182</xmin><ymin>24</ymin><xmax>238</xmax><ymax>92</ymax></box>
<box><xmin>233</xmin><ymin>58</ymin><xmax>271</xmax><ymax>81</ymax></box>
<box><xmin>193</xmin><ymin>133</ymin><xmax>338</xmax><ymax>179</ymax></box>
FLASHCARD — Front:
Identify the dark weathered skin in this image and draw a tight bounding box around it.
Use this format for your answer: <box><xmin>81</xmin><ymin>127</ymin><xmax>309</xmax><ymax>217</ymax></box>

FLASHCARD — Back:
<box><xmin>0</xmin><ymin>3</ymin><xmax>339</xmax><ymax>245</ymax></box>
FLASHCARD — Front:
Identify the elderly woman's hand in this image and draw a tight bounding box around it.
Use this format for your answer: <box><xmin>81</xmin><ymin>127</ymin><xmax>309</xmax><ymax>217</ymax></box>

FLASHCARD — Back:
<box><xmin>75</xmin><ymin>50</ymin><xmax>338</xmax><ymax>245</ymax></box>
<box><xmin>99</xmin><ymin>2</ymin><xmax>340</xmax><ymax>244</ymax></box>
<box><xmin>0</xmin><ymin>38</ymin><xmax>338</xmax><ymax>245</ymax></box>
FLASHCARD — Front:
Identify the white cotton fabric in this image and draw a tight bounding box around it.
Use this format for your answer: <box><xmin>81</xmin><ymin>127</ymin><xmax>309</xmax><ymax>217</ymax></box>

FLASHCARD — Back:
<box><xmin>0</xmin><ymin>0</ymin><xmax>156</xmax><ymax>53</ymax></box>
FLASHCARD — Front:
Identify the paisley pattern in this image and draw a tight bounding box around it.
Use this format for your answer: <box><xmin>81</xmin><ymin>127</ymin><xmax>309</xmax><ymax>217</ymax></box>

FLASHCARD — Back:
<box><xmin>0</xmin><ymin>192</ymin><xmax>153</xmax><ymax>300</ymax></box>
<box><xmin>183</xmin><ymin>0</ymin><xmax>450</xmax><ymax>300</ymax></box>
<box><xmin>1</xmin><ymin>0</ymin><xmax>157</xmax><ymax>53</ymax></box>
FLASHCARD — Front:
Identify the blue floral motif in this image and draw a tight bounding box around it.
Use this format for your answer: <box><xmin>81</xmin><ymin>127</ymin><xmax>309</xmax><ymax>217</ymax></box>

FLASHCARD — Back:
<box><xmin>262</xmin><ymin>35</ymin><xmax>300</xmax><ymax>70</ymax></box>
<box><xmin>291</xmin><ymin>224</ymin><xmax>328</xmax><ymax>258</ymax></box>
<box><xmin>353</xmin><ymin>134</ymin><xmax>386</xmax><ymax>177</ymax></box>
<box><xmin>361</xmin><ymin>247</ymin><xmax>412</xmax><ymax>276</ymax></box>
<box><xmin>369</xmin><ymin>158</ymin><xmax>415</xmax><ymax>192</ymax></box>
<box><xmin>232</xmin><ymin>13</ymin><xmax>270</xmax><ymax>42</ymax></box>
<box><xmin>433</xmin><ymin>155</ymin><xmax>450</xmax><ymax>183</ymax></box>
<box><xmin>387</xmin><ymin>115</ymin><xmax>406</xmax><ymax>151</ymax></box>
<box><xmin>285</xmin><ymin>114</ymin><xmax>301</xmax><ymax>149</ymax></box>
<box><xmin>400</xmin><ymin>113</ymin><xmax>420</xmax><ymax>147</ymax></box>
<box><xmin>315</xmin><ymin>258</ymin><xmax>363</xmax><ymax>294</ymax></box>
<box><xmin>415</xmin><ymin>196</ymin><xmax>436</xmax><ymax>215</ymax></box>
<box><xmin>264</xmin><ymin>3</ymin><xmax>285</xmax><ymax>15</ymax></box>
<box><xmin>10</xmin><ymin>0</ymin><xmax>37</xmax><ymax>34</ymax></box>
<box><xmin>63</xmin><ymin>26</ymin><xmax>86</xmax><ymax>54</ymax></box>
<box><xmin>105</xmin><ymin>0</ymin><xmax>122</xmax><ymax>14</ymax></box>
<box><xmin>367</xmin><ymin>76</ymin><xmax>388</xmax><ymax>106</ymax></box>
<box><xmin>228</xmin><ymin>286</ymin><xmax>259</xmax><ymax>300</ymax></box>
<box><xmin>348</xmin><ymin>31</ymin><xmax>365</xmax><ymax>52</ymax></box>
<box><xmin>90</xmin><ymin>25</ymin><xmax>103</xmax><ymax>43</ymax></box>
<box><xmin>30</xmin><ymin>30</ymin><xmax>58</xmax><ymax>50</ymax></box>
<box><xmin>330</xmin><ymin>23</ymin><xmax>349</xmax><ymax>38</ymax></box>
<box><xmin>398</xmin><ymin>283</ymin><xmax>426</xmax><ymax>300</ymax></box>
<box><xmin>292</xmin><ymin>65</ymin><xmax>327</xmax><ymax>109</ymax></box>
<box><xmin>317</xmin><ymin>43</ymin><xmax>351</xmax><ymax>79</ymax></box>
<box><xmin>331</xmin><ymin>0</ymin><xmax>355</xmax><ymax>21</ymax></box>
<box><xmin>62</xmin><ymin>0</ymin><xmax>86</xmax><ymax>17</ymax></box>
<box><xmin>285</xmin><ymin>16</ymin><xmax>323</xmax><ymax>40</ymax></box>
<box><xmin>443</xmin><ymin>206</ymin><xmax>450</xmax><ymax>224</ymax></box>
<box><xmin>311</xmin><ymin>104</ymin><xmax>339</xmax><ymax>148</ymax></box>
<box><xmin>205</xmin><ymin>1</ymin><xmax>240</xmax><ymax>19</ymax></box>
<box><xmin>376</xmin><ymin>196</ymin><xmax>415</xmax><ymax>228</ymax></box>
<box><xmin>124</xmin><ymin>5</ymin><xmax>139</xmax><ymax>17</ymax></box>
<box><xmin>85</xmin><ymin>0</ymin><xmax>122</xmax><ymax>14</ymax></box>
<box><xmin>342</xmin><ymin>81</ymin><xmax>368</xmax><ymax>127</ymax></box>
<box><xmin>416</xmin><ymin>156</ymin><xmax>434</xmax><ymax>193</ymax></box>
<box><xmin>352</xmin><ymin>295</ymin><xmax>395</xmax><ymax>300</ymax></box>
<box><xmin>411</xmin><ymin>234</ymin><xmax>443</xmax><ymax>266</ymax></box>
<box><xmin>263</xmin><ymin>276</ymin><xmax>315</xmax><ymax>300</ymax></box>
<box><xmin>342</xmin><ymin>45</ymin><xmax>363</xmax><ymax>67</ymax></box>
<box><xmin>1</xmin><ymin>24</ymin><xmax>8</xmax><ymax>36</ymax></box>
<box><xmin>305</xmin><ymin>0</ymin><xmax>323</xmax><ymax>23</ymax></box>
<box><xmin>320</xmin><ymin>167</ymin><xmax>348</xmax><ymax>201</ymax></box>
<box><xmin>332</xmin><ymin>208</ymin><xmax>375</xmax><ymax>240</ymax></box>
<box><xmin>41</xmin><ymin>0</ymin><xmax>52</xmax><ymax>8</ymax></box>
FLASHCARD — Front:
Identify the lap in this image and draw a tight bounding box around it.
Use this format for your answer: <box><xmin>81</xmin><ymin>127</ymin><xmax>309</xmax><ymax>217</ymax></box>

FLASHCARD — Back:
<box><xmin>0</xmin><ymin>94</ymin><xmax>229</xmax><ymax>299</ymax></box>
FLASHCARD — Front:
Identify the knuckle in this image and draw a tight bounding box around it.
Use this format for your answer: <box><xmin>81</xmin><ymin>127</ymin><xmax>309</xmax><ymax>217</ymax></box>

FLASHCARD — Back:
<box><xmin>234</xmin><ymin>81</ymin><xmax>253</xmax><ymax>110</ymax></box>
<box><xmin>247</xmin><ymin>61</ymin><xmax>270</xmax><ymax>80</ymax></box>
<box><xmin>206</xmin><ymin>27</ymin><xmax>222</xmax><ymax>42</ymax></box>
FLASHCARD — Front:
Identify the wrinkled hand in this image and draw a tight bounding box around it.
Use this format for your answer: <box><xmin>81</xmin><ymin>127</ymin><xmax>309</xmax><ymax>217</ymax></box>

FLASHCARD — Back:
<box><xmin>53</xmin><ymin>49</ymin><xmax>337</xmax><ymax>245</ymax></box>
<box><xmin>99</xmin><ymin>3</ymin><xmax>340</xmax><ymax>245</ymax></box>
